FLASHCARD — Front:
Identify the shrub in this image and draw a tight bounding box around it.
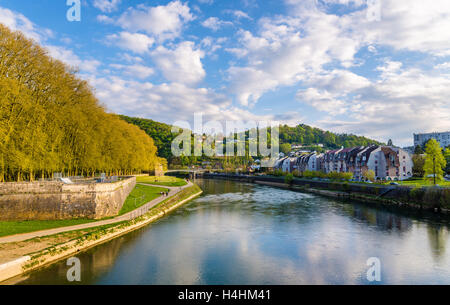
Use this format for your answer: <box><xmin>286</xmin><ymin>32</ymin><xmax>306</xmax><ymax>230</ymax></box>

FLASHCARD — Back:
<box><xmin>285</xmin><ymin>174</ymin><xmax>294</xmax><ymax>185</ymax></box>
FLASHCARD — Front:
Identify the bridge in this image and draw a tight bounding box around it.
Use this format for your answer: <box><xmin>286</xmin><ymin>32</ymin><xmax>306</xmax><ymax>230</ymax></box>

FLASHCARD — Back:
<box><xmin>165</xmin><ymin>169</ymin><xmax>211</xmax><ymax>179</ymax></box>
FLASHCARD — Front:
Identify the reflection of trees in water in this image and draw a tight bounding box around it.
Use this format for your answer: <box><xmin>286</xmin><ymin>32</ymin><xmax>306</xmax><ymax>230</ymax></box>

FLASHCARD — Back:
<box><xmin>427</xmin><ymin>225</ymin><xmax>449</xmax><ymax>263</ymax></box>
<box><xmin>19</xmin><ymin>228</ymin><xmax>149</xmax><ymax>285</ymax></box>
<box><xmin>347</xmin><ymin>205</ymin><xmax>413</xmax><ymax>234</ymax></box>
<box><xmin>197</xmin><ymin>179</ymin><xmax>254</xmax><ymax>196</ymax></box>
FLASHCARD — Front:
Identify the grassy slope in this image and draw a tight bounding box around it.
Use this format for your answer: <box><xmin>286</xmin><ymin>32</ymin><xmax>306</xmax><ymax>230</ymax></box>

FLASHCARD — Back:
<box><xmin>119</xmin><ymin>184</ymin><xmax>168</xmax><ymax>215</ymax></box>
<box><xmin>136</xmin><ymin>176</ymin><xmax>188</xmax><ymax>187</ymax></box>
<box><xmin>0</xmin><ymin>219</ymin><xmax>98</xmax><ymax>238</ymax></box>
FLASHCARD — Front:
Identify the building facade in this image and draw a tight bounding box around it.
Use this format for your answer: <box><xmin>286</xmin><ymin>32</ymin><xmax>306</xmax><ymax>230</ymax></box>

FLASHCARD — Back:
<box><xmin>274</xmin><ymin>145</ymin><xmax>413</xmax><ymax>181</ymax></box>
<box><xmin>414</xmin><ymin>132</ymin><xmax>450</xmax><ymax>148</ymax></box>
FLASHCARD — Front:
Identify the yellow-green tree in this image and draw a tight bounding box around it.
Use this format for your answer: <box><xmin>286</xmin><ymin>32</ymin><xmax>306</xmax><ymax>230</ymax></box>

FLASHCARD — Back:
<box><xmin>424</xmin><ymin>139</ymin><xmax>446</xmax><ymax>184</ymax></box>
<box><xmin>0</xmin><ymin>24</ymin><xmax>163</xmax><ymax>181</ymax></box>
<box><xmin>363</xmin><ymin>169</ymin><xmax>376</xmax><ymax>182</ymax></box>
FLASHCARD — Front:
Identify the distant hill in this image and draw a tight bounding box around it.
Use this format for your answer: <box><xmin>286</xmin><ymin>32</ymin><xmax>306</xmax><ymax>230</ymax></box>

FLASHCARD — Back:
<box><xmin>278</xmin><ymin>124</ymin><xmax>383</xmax><ymax>149</ymax></box>
<box><xmin>120</xmin><ymin>116</ymin><xmax>384</xmax><ymax>163</ymax></box>
<box><xmin>119</xmin><ymin>115</ymin><xmax>178</xmax><ymax>162</ymax></box>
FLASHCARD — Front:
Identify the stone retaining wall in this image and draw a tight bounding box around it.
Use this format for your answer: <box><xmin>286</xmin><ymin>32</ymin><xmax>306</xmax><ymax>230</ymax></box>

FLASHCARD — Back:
<box><xmin>0</xmin><ymin>177</ymin><xmax>136</xmax><ymax>221</ymax></box>
<box><xmin>200</xmin><ymin>173</ymin><xmax>450</xmax><ymax>211</ymax></box>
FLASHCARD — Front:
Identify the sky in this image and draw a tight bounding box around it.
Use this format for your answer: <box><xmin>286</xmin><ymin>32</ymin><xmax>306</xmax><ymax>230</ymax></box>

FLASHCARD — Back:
<box><xmin>0</xmin><ymin>0</ymin><xmax>450</xmax><ymax>147</ymax></box>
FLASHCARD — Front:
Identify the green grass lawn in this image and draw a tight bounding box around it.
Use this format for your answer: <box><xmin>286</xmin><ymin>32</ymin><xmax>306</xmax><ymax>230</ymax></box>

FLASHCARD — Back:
<box><xmin>119</xmin><ymin>184</ymin><xmax>168</xmax><ymax>215</ymax></box>
<box><xmin>0</xmin><ymin>219</ymin><xmax>99</xmax><ymax>238</ymax></box>
<box><xmin>347</xmin><ymin>178</ymin><xmax>450</xmax><ymax>187</ymax></box>
<box><xmin>381</xmin><ymin>179</ymin><xmax>450</xmax><ymax>187</ymax></box>
<box><xmin>136</xmin><ymin>175</ymin><xmax>188</xmax><ymax>187</ymax></box>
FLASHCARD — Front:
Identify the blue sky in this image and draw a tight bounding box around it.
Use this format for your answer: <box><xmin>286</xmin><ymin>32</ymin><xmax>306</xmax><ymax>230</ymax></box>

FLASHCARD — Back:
<box><xmin>0</xmin><ymin>0</ymin><xmax>450</xmax><ymax>146</ymax></box>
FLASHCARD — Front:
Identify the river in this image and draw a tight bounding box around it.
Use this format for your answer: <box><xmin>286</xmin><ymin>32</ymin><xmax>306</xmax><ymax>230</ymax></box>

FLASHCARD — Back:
<box><xmin>16</xmin><ymin>179</ymin><xmax>450</xmax><ymax>284</ymax></box>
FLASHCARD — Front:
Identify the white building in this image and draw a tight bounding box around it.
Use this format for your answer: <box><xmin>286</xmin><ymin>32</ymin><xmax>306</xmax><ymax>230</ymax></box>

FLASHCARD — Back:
<box><xmin>414</xmin><ymin>132</ymin><xmax>450</xmax><ymax>148</ymax></box>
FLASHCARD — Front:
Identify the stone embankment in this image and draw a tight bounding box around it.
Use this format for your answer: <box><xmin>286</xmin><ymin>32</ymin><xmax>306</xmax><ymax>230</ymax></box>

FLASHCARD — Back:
<box><xmin>0</xmin><ymin>177</ymin><xmax>136</xmax><ymax>221</ymax></box>
<box><xmin>199</xmin><ymin>173</ymin><xmax>450</xmax><ymax>214</ymax></box>
<box><xmin>0</xmin><ymin>183</ymin><xmax>203</xmax><ymax>283</ymax></box>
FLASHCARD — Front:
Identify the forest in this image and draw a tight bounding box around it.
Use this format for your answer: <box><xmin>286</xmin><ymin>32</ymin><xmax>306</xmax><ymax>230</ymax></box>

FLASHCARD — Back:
<box><xmin>0</xmin><ymin>24</ymin><xmax>163</xmax><ymax>182</ymax></box>
<box><xmin>120</xmin><ymin>117</ymin><xmax>383</xmax><ymax>168</ymax></box>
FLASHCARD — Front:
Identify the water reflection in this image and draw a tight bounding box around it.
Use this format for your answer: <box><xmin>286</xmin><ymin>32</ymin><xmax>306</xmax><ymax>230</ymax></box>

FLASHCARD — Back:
<box><xmin>16</xmin><ymin>179</ymin><xmax>450</xmax><ymax>285</ymax></box>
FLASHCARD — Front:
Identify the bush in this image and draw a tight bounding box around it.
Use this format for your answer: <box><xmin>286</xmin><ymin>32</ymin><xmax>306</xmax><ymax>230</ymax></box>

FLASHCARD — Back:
<box><xmin>285</xmin><ymin>174</ymin><xmax>294</xmax><ymax>185</ymax></box>
<box><xmin>273</xmin><ymin>169</ymin><xmax>285</xmax><ymax>177</ymax></box>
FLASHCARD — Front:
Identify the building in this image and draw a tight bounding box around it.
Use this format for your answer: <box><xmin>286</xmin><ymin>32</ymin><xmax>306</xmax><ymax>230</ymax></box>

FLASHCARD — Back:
<box><xmin>414</xmin><ymin>132</ymin><xmax>450</xmax><ymax>148</ymax></box>
<box><xmin>273</xmin><ymin>145</ymin><xmax>413</xmax><ymax>181</ymax></box>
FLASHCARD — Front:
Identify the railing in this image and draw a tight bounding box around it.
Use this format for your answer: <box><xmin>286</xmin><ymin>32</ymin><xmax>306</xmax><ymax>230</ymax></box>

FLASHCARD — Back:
<box><xmin>128</xmin><ymin>195</ymin><xmax>155</xmax><ymax>220</ymax></box>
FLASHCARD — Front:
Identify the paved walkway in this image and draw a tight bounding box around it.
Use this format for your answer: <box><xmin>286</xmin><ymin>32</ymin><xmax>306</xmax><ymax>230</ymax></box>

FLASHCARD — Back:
<box><xmin>0</xmin><ymin>181</ymin><xmax>193</xmax><ymax>244</ymax></box>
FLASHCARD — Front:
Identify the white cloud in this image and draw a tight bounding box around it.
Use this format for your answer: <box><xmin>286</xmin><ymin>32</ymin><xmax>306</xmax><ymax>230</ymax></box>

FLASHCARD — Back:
<box><xmin>88</xmin><ymin>74</ymin><xmax>290</xmax><ymax>130</ymax></box>
<box><xmin>151</xmin><ymin>41</ymin><xmax>206</xmax><ymax>85</ymax></box>
<box><xmin>106</xmin><ymin>32</ymin><xmax>154</xmax><ymax>54</ymax></box>
<box><xmin>224</xmin><ymin>10</ymin><xmax>252</xmax><ymax>20</ymax></box>
<box><xmin>201</xmin><ymin>17</ymin><xmax>233</xmax><ymax>31</ymax></box>
<box><xmin>46</xmin><ymin>45</ymin><xmax>101</xmax><ymax>73</ymax></box>
<box><xmin>110</xmin><ymin>64</ymin><xmax>154</xmax><ymax>79</ymax></box>
<box><xmin>303</xmin><ymin>61</ymin><xmax>450</xmax><ymax>146</ymax></box>
<box><xmin>117</xmin><ymin>1</ymin><xmax>194</xmax><ymax>41</ymax></box>
<box><xmin>0</xmin><ymin>7</ymin><xmax>52</xmax><ymax>43</ymax></box>
<box><xmin>97</xmin><ymin>14</ymin><xmax>114</xmax><ymax>24</ymax></box>
<box><xmin>362</xmin><ymin>0</ymin><xmax>450</xmax><ymax>56</ymax></box>
<box><xmin>296</xmin><ymin>88</ymin><xmax>347</xmax><ymax>114</ymax></box>
<box><xmin>93</xmin><ymin>0</ymin><xmax>122</xmax><ymax>13</ymax></box>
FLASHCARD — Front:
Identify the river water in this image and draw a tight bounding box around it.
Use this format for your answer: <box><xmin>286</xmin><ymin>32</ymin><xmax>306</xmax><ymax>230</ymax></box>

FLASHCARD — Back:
<box><xmin>16</xmin><ymin>179</ymin><xmax>450</xmax><ymax>284</ymax></box>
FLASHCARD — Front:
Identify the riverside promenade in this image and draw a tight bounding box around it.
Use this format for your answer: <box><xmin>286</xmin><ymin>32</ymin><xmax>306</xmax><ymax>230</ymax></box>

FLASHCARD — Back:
<box><xmin>0</xmin><ymin>182</ymin><xmax>192</xmax><ymax>244</ymax></box>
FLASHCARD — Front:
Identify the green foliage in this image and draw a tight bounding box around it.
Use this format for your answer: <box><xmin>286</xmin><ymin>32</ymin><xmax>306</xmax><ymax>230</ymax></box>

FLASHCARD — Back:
<box><xmin>119</xmin><ymin>184</ymin><xmax>167</xmax><ymax>215</ymax></box>
<box><xmin>423</xmin><ymin>139</ymin><xmax>447</xmax><ymax>183</ymax></box>
<box><xmin>119</xmin><ymin>115</ymin><xmax>179</xmax><ymax>163</ymax></box>
<box><xmin>328</xmin><ymin>171</ymin><xmax>353</xmax><ymax>181</ymax></box>
<box><xmin>0</xmin><ymin>25</ymin><xmax>162</xmax><ymax>181</ymax></box>
<box><xmin>414</xmin><ymin>145</ymin><xmax>424</xmax><ymax>155</ymax></box>
<box><xmin>280</xmin><ymin>143</ymin><xmax>292</xmax><ymax>154</ymax></box>
<box><xmin>444</xmin><ymin>148</ymin><xmax>450</xmax><ymax>175</ymax></box>
<box><xmin>363</xmin><ymin>169</ymin><xmax>376</xmax><ymax>182</ymax></box>
<box><xmin>412</xmin><ymin>154</ymin><xmax>425</xmax><ymax>177</ymax></box>
<box><xmin>272</xmin><ymin>169</ymin><xmax>286</xmax><ymax>177</ymax></box>
<box><xmin>285</xmin><ymin>173</ymin><xmax>294</xmax><ymax>185</ymax></box>
<box><xmin>136</xmin><ymin>175</ymin><xmax>188</xmax><ymax>187</ymax></box>
<box><xmin>0</xmin><ymin>219</ymin><xmax>98</xmax><ymax>238</ymax></box>
<box><xmin>300</xmin><ymin>170</ymin><xmax>352</xmax><ymax>180</ymax></box>
<box><xmin>278</xmin><ymin>124</ymin><xmax>383</xmax><ymax>149</ymax></box>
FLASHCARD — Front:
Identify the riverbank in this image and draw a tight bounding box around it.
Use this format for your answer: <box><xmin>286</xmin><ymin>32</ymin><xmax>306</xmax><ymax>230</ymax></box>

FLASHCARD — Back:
<box><xmin>198</xmin><ymin>173</ymin><xmax>450</xmax><ymax>215</ymax></box>
<box><xmin>0</xmin><ymin>183</ymin><xmax>202</xmax><ymax>284</ymax></box>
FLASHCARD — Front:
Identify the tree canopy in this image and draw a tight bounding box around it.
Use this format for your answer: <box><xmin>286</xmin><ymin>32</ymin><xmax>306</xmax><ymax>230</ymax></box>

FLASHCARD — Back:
<box><xmin>423</xmin><ymin>139</ymin><xmax>447</xmax><ymax>183</ymax></box>
<box><xmin>0</xmin><ymin>24</ymin><xmax>163</xmax><ymax>181</ymax></box>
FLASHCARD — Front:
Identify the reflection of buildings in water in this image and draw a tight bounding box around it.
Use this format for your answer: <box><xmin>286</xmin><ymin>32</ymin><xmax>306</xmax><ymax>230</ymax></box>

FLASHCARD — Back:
<box><xmin>427</xmin><ymin>225</ymin><xmax>449</xmax><ymax>263</ymax></box>
<box><xmin>351</xmin><ymin>206</ymin><xmax>413</xmax><ymax>233</ymax></box>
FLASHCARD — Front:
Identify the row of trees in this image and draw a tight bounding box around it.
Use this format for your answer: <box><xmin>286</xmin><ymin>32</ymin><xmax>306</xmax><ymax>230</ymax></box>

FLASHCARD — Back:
<box><xmin>0</xmin><ymin>25</ymin><xmax>163</xmax><ymax>182</ymax></box>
